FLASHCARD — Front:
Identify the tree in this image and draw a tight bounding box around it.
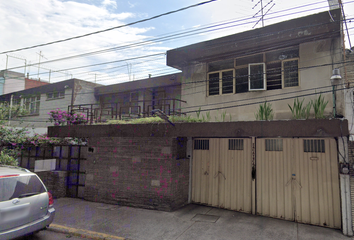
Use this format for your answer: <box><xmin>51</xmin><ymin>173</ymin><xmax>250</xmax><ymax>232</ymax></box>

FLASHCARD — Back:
<box><xmin>0</xmin><ymin>101</ymin><xmax>28</xmax><ymax>125</ymax></box>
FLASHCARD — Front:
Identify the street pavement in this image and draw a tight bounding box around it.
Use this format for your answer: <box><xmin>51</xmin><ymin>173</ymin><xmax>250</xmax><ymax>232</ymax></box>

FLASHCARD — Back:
<box><xmin>49</xmin><ymin>198</ymin><xmax>351</xmax><ymax>240</ymax></box>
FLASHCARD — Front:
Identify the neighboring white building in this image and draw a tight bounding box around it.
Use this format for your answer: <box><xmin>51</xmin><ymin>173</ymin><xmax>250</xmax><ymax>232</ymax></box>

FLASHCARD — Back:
<box><xmin>0</xmin><ymin>70</ymin><xmax>25</xmax><ymax>95</ymax></box>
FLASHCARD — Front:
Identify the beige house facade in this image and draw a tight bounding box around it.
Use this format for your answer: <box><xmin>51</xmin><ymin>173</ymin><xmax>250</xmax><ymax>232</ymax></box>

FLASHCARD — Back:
<box><xmin>167</xmin><ymin>9</ymin><xmax>344</xmax><ymax>122</ymax></box>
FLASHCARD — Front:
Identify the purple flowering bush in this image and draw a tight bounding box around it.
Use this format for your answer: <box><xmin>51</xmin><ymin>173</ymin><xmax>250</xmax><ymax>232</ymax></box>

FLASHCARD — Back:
<box><xmin>48</xmin><ymin>109</ymin><xmax>87</xmax><ymax>126</ymax></box>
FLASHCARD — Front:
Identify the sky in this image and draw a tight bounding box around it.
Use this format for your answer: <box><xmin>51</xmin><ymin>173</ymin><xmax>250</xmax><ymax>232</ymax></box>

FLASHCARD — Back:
<box><xmin>0</xmin><ymin>0</ymin><xmax>353</xmax><ymax>86</ymax></box>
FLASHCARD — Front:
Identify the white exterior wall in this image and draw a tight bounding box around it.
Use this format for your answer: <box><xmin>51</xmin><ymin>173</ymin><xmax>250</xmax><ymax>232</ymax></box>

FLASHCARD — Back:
<box><xmin>180</xmin><ymin>38</ymin><xmax>343</xmax><ymax>121</ymax></box>
<box><xmin>16</xmin><ymin>88</ymin><xmax>72</xmax><ymax>128</ymax></box>
<box><xmin>1</xmin><ymin>71</ymin><xmax>25</xmax><ymax>95</ymax></box>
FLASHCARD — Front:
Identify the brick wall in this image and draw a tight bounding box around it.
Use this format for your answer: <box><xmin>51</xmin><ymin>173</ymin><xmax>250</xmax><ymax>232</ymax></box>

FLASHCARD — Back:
<box><xmin>36</xmin><ymin>171</ymin><xmax>68</xmax><ymax>199</ymax></box>
<box><xmin>84</xmin><ymin>137</ymin><xmax>189</xmax><ymax>211</ymax></box>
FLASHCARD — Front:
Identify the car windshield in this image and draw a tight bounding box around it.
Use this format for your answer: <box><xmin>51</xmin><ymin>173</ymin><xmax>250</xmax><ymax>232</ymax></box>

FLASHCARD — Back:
<box><xmin>0</xmin><ymin>175</ymin><xmax>46</xmax><ymax>202</ymax></box>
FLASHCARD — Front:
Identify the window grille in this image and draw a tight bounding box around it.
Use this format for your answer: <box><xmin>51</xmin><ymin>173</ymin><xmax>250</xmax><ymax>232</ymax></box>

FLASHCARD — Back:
<box><xmin>304</xmin><ymin>139</ymin><xmax>325</xmax><ymax>153</ymax></box>
<box><xmin>194</xmin><ymin>140</ymin><xmax>209</xmax><ymax>150</ymax></box>
<box><xmin>229</xmin><ymin>139</ymin><xmax>244</xmax><ymax>150</ymax></box>
<box><xmin>265</xmin><ymin>139</ymin><xmax>283</xmax><ymax>151</ymax></box>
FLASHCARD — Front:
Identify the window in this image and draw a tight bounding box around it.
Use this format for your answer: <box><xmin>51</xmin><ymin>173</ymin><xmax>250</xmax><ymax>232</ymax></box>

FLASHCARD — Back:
<box><xmin>194</xmin><ymin>139</ymin><xmax>209</xmax><ymax>150</ymax></box>
<box><xmin>23</xmin><ymin>95</ymin><xmax>40</xmax><ymax>115</ymax></box>
<box><xmin>283</xmin><ymin>59</ymin><xmax>299</xmax><ymax>87</ymax></box>
<box><xmin>207</xmin><ymin>47</ymin><xmax>299</xmax><ymax>96</ymax></box>
<box><xmin>304</xmin><ymin>139</ymin><xmax>325</xmax><ymax>153</ymax></box>
<box><xmin>265</xmin><ymin>139</ymin><xmax>283</xmax><ymax>151</ymax></box>
<box><xmin>229</xmin><ymin>139</ymin><xmax>244</xmax><ymax>150</ymax></box>
<box><xmin>47</xmin><ymin>90</ymin><xmax>65</xmax><ymax>100</ymax></box>
<box><xmin>207</xmin><ymin>70</ymin><xmax>235</xmax><ymax>96</ymax></box>
<box><xmin>249</xmin><ymin>63</ymin><xmax>266</xmax><ymax>91</ymax></box>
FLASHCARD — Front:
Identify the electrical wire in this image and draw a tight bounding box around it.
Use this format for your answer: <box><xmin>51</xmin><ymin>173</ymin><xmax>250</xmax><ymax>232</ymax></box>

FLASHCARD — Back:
<box><xmin>0</xmin><ymin>0</ymin><xmax>218</xmax><ymax>55</ymax></box>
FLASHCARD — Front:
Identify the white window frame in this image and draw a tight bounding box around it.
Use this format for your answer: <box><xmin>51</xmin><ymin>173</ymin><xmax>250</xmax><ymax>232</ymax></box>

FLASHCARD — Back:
<box><xmin>282</xmin><ymin>58</ymin><xmax>299</xmax><ymax>88</ymax></box>
<box><xmin>23</xmin><ymin>95</ymin><xmax>40</xmax><ymax>115</ymax></box>
<box><xmin>248</xmin><ymin>63</ymin><xmax>266</xmax><ymax>91</ymax></box>
<box><xmin>207</xmin><ymin>69</ymin><xmax>235</xmax><ymax>96</ymax></box>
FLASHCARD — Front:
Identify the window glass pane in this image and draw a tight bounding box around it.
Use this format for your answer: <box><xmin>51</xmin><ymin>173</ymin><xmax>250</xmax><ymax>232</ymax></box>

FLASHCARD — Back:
<box><xmin>266</xmin><ymin>62</ymin><xmax>282</xmax><ymax>90</ymax></box>
<box><xmin>208</xmin><ymin>59</ymin><xmax>234</xmax><ymax>72</ymax></box>
<box><xmin>47</xmin><ymin>93</ymin><xmax>53</xmax><ymax>99</ymax></box>
<box><xmin>249</xmin><ymin>64</ymin><xmax>265</xmax><ymax>90</ymax></box>
<box><xmin>236</xmin><ymin>54</ymin><xmax>263</xmax><ymax>66</ymax></box>
<box><xmin>53</xmin><ymin>92</ymin><xmax>59</xmax><ymax>98</ymax></box>
<box><xmin>59</xmin><ymin>91</ymin><xmax>65</xmax><ymax>97</ymax></box>
<box><xmin>0</xmin><ymin>175</ymin><xmax>46</xmax><ymax>202</ymax></box>
<box><xmin>236</xmin><ymin>68</ymin><xmax>248</xmax><ymax>93</ymax></box>
<box><xmin>284</xmin><ymin>60</ymin><xmax>299</xmax><ymax>87</ymax></box>
<box><xmin>208</xmin><ymin>73</ymin><xmax>220</xmax><ymax>96</ymax></box>
<box><xmin>266</xmin><ymin>48</ymin><xmax>299</xmax><ymax>62</ymax></box>
<box><xmin>222</xmin><ymin>70</ymin><xmax>233</xmax><ymax>94</ymax></box>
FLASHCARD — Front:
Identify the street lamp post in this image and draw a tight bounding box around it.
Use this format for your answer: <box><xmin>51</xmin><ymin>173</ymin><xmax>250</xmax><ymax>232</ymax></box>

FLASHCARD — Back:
<box><xmin>330</xmin><ymin>68</ymin><xmax>342</xmax><ymax>118</ymax></box>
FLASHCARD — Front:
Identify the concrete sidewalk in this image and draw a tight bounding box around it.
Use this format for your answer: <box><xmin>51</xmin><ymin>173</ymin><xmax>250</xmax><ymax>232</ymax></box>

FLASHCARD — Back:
<box><xmin>49</xmin><ymin>198</ymin><xmax>350</xmax><ymax>240</ymax></box>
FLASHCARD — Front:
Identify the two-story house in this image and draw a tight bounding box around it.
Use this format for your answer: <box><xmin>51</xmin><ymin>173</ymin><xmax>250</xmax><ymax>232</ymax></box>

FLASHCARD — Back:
<box><xmin>166</xmin><ymin>9</ymin><xmax>344</xmax><ymax>121</ymax></box>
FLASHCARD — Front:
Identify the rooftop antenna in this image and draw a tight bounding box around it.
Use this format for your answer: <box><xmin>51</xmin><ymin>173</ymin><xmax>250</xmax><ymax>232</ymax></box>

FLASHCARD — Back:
<box><xmin>36</xmin><ymin>51</ymin><xmax>47</xmax><ymax>79</ymax></box>
<box><xmin>251</xmin><ymin>0</ymin><xmax>275</xmax><ymax>28</ymax></box>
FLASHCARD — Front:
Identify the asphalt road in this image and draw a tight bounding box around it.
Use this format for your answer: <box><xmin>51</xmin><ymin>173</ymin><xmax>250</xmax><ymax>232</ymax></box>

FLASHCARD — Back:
<box><xmin>13</xmin><ymin>229</ymin><xmax>85</xmax><ymax>240</ymax></box>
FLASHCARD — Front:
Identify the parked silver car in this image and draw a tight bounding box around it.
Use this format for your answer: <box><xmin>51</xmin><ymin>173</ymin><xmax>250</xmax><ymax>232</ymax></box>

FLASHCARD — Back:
<box><xmin>0</xmin><ymin>165</ymin><xmax>55</xmax><ymax>240</ymax></box>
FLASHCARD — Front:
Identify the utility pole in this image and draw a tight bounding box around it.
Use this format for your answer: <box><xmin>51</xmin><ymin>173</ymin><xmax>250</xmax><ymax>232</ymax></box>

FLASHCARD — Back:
<box><xmin>251</xmin><ymin>0</ymin><xmax>275</xmax><ymax>28</ymax></box>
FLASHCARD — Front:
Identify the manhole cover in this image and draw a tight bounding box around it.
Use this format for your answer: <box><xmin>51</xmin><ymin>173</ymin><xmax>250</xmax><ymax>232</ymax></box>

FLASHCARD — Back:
<box><xmin>191</xmin><ymin>214</ymin><xmax>220</xmax><ymax>223</ymax></box>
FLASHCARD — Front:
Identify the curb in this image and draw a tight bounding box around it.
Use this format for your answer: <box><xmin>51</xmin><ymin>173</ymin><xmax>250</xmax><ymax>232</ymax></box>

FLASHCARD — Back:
<box><xmin>47</xmin><ymin>224</ymin><xmax>125</xmax><ymax>240</ymax></box>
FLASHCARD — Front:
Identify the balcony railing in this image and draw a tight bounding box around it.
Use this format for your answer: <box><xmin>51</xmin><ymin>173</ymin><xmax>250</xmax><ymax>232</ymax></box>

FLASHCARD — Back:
<box><xmin>68</xmin><ymin>98</ymin><xmax>186</xmax><ymax>124</ymax></box>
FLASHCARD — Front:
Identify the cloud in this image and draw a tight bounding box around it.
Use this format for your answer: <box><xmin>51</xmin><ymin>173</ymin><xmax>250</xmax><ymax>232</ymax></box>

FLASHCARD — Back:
<box><xmin>128</xmin><ymin>1</ymin><xmax>136</xmax><ymax>8</ymax></box>
<box><xmin>0</xmin><ymin>0</ymin><xmax>167</xmax><ymax>85</ymax></box>
<box><xmin>102</xmin><ymin>0</ymin><xmax>117</xmax><ymax>8</ymax></box>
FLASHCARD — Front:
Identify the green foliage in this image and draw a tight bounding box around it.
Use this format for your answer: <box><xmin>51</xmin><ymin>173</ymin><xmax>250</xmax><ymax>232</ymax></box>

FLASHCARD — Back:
<box><xmin>196</xmin><ymin>107</ymin><xmax>202</xmax><ymax>119</ymax></box>
<box><xmin>312</xmin><ymin>94</ymin><xmax>328</xmax><ymax>119</ymax></box>
<box><xmin>221</xmin><ymin>110</ymin><xmax>227</xmax><ymax>122</ymax></box>
<box><xmin>0</xmin><ymin>151</ymin><xmax>18</xmax><ymax>166</ymax></box>
<box><xmin>288</xmin><ymin>98</ymin><xmax>311</xmax><ymax>119</ymax></box>
<box><xmin>205</xmin><ymin>112</ymin><xmax>211</xmax><ymax>122</ymax></box>
<box><xmin>229</xmin><ymin>113</ymin><xmax>232</xmax><ymax>122</ymax></box>
<box><xmin>255</xmin><ymin>102</ymin><xmax>274</xmax><ymax>120</ymax></box>
<box><xmin>104</xmin><ymin>115</ymin><xmax>205</xmax><ymax>125</ymax></box>
<box><xmin>0</xmin><ymin>102</ymin><xmax>28</xmax><ymax>124</ymax></box>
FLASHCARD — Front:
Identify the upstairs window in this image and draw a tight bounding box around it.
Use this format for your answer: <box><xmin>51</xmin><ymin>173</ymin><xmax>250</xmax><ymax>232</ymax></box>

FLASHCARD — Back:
<box><xmin>208</xmin><ymin>69</ymin><xmax>235</xmax><ymax>96</ymax></box>
<box><xmin>249</xmin><ymin>63</ymin><xmax>266</xmax><ymax>91</ymax></box>
<box><xmin>47</xmin><ymin>90</ymin><xmax>65</xmax><ymax>100</ymax></box>
<box><xmin>23</xmin><ymin>95</ymin><xmax>40</xmax><ymax>115</ymax></box>
<box><xmin>207</xmin><ymin>47</ymin><xmax>299</xmax><ymax>96</ymax></box>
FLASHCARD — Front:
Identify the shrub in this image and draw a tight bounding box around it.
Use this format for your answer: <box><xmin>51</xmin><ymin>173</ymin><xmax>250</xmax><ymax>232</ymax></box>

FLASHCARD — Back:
<box><xmin>0</xmin><ymin>151</ymin><xmax>18</xmax><ymax>166</ymax></box>
<box><xmin>48</xmin><ymin>109</ymin><xmax>87</xmax><ymax>126</ymax></box>
<box><xmin>255</xmin><ymin>102</ymin><xmax>274</xmax><ymax>120</ymax></box>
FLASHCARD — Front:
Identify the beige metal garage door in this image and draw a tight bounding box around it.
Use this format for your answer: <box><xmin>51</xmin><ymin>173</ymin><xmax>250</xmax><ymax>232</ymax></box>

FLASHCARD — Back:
<box><xmin>192</xmin><ymin>138</ymin><xmax>252</xmax><ymax>212</ymax></box>
<box><xmin>256</xmin><ymin>138</ymin><xmax>341</xmax><ymax>229</ymax></box>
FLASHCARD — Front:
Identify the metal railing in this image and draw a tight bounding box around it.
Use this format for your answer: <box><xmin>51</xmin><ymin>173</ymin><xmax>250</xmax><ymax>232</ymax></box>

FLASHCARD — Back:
<box><xmin>68</xmin><ymin>98</ymin><xmax>186</xmax><ymax>124</ymax></box>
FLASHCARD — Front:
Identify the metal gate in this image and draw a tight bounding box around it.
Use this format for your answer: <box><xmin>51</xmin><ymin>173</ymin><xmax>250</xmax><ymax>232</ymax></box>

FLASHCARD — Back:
<box><xmin>192</xmin><ymin>138</ymin><xmax>252</xmax><ymax>212</ymax></box>
<box><xmin>256</xmin><ymin>138</ymin><xmax>341</xmax><ymax>229</ymax></box>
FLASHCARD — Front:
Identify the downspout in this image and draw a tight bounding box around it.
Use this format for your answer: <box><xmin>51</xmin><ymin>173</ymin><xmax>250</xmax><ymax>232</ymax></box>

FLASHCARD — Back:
<box><xmin>187</xmin><ymin>137</ymin><xmax>193</xmax><ymax>203</ymax></box>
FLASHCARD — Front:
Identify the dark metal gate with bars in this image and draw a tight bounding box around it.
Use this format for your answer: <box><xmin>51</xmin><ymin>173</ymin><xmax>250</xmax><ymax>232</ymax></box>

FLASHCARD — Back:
<box><xmin>19</xmin><ymin>145</ymin><xmax>87</xmax><ymax>198</ymax></box>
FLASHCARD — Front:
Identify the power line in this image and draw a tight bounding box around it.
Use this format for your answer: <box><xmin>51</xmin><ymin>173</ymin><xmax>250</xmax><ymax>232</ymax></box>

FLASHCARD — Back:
<box><xmin>0</xmin><ymin>0</ymin><xmax>218</xmax><ymax>55</ymax></box>
<box><xmin>5</xmin><ymin>1</ymin><xmax>352</xmax><ymax>74</ymax></box>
